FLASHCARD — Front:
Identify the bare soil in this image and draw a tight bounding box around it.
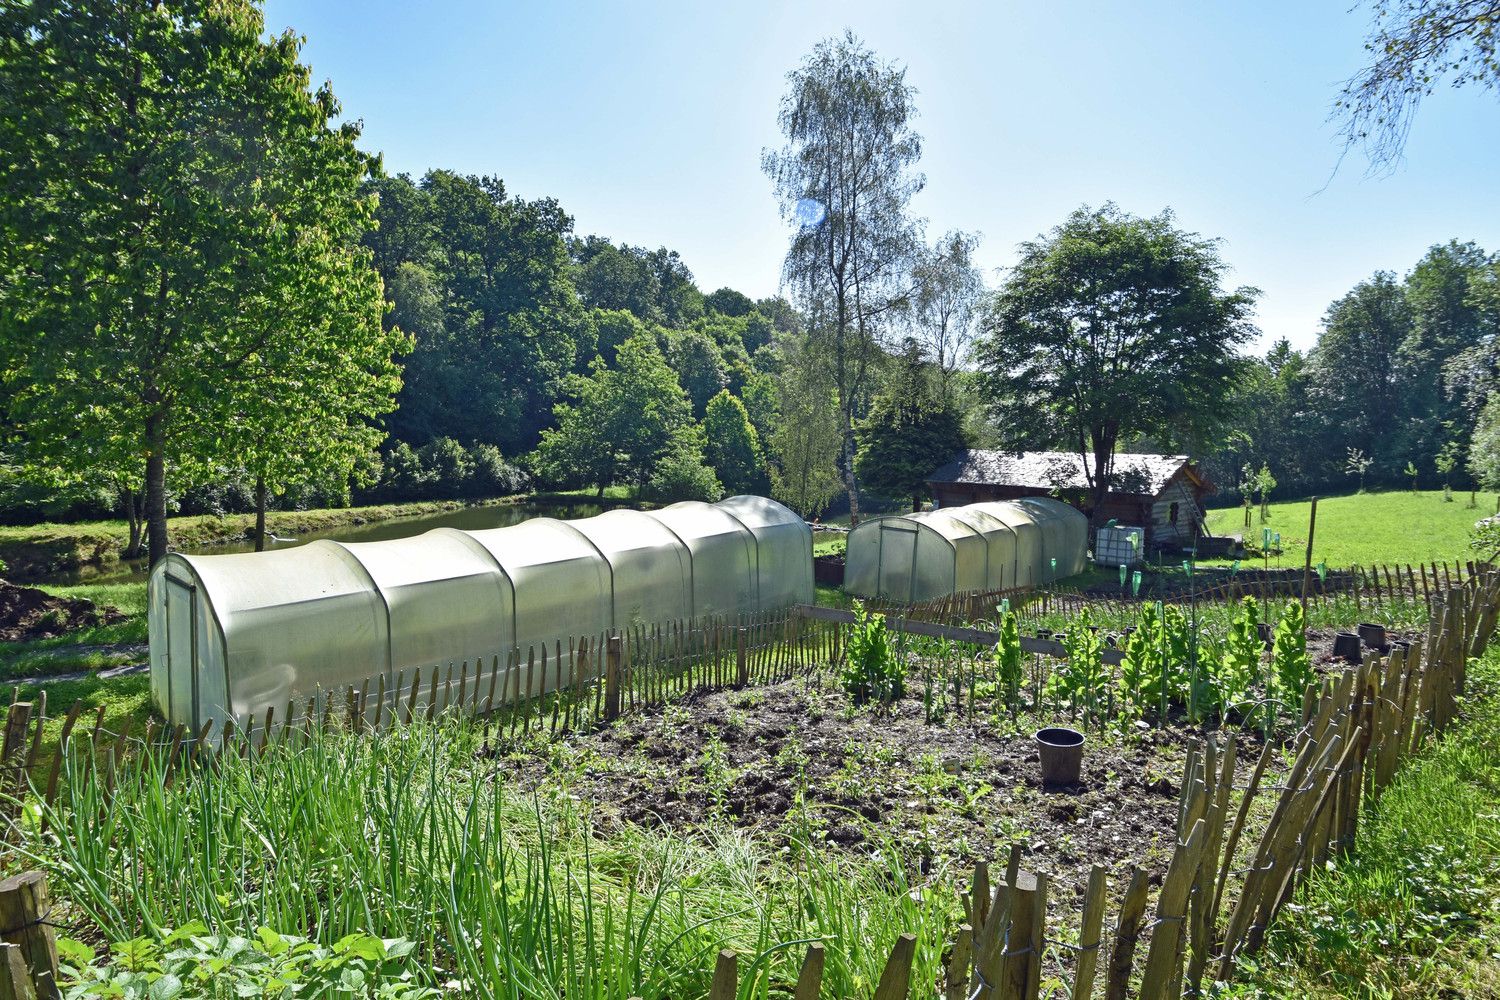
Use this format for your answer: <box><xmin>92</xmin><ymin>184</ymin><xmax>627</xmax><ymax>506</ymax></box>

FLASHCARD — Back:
<box><xmin>506</xmin><ymin>675</ymin><xmax>1285</xmax><ymax>909</ymax></box>
<box><xmin>0</xmin><ymin>579</ymin><xmax>124</xmax><ymax>642</ymax></box>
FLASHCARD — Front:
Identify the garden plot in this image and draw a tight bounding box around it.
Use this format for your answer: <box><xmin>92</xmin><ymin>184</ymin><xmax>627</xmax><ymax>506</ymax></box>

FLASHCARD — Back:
<box><xmin>504</xmin><ymin>668</ymin><xmax>1285</xmax><ymax>911</ymax></box>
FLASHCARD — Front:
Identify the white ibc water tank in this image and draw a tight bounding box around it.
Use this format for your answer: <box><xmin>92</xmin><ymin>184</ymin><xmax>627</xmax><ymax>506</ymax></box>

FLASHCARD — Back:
<box><xmin>1094</xmin><ymin>525</ymin><xmax>1145</xmax><ymax>567</ymax></box>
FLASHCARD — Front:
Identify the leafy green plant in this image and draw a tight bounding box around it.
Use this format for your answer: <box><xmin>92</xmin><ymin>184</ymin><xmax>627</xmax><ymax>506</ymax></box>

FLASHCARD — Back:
<box><xmin>994</xmin><ymin>610</ymin><xmax>1024</xmax><ymax>712</ymax></box>
<box><xmin>1271</xmin><ymin>601</ymin><xmax>1315</xmax><ymax>714</ymax></box>
<box><xmin>1120</xmin><ymin>603</ymin><xmax>1162</xmax><ymax>721</ymax></box>
<box><xmin>841</xmin><ymin>600</ymin><xmax>904</xmax><ymax>705</ymax></box>
<box><xmin>1212</xmin><ymin>597</ymin><xmax>1262</xmax><ymax>724</ymax></box>
<box><xmin>1049</xmin><ymin>609</ymin><xmax>1107</xmax><ymax>727</ymax></box>
<box><xmin>58</xmin><ymin>926</ymin><xmax>435</xmax><ymax>999</ymax></box>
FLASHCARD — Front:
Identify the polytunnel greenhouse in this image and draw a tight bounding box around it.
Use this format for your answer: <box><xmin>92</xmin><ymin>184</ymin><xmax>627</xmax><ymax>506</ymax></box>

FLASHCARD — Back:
<box><xmin>843</xmin><ymin>497</ymin><xmax>1088</xmax><ymax>603</ymax></box>
<box><xmin>148</xmin><ymin>495</ymin><xmax>813</xmax><ymax>729</ymax></box>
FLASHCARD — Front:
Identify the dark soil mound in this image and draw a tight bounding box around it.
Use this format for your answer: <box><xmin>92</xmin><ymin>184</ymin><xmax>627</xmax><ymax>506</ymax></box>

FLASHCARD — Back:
<box><xmin>0</xmin><ymin>580</ymin><xmax>124</xmax><ymax>642</ymax></box>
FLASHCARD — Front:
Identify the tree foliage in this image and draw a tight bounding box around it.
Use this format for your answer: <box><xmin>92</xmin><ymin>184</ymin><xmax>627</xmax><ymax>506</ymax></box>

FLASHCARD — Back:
<box><xmin>770</xmin><ymin>334</ymin><xmax>844</xmax><ymax>518</ymax></box>
<box><xmin>703</xmin><ymin>391</ymin><xmax>766</xmax><ymax>496</ymax></box>
<box><xmin>976</xmin><ymin>204</ymin><xmax>1258</xmax><ymax>528</ymax></box>
<box><xmin>1337</xmin><ymin>0</ymin><xmax>1500</xmax><ymax>170</ymax></box>
<box><xmin>911</xmin><ymin>231</ymin><xmax>986</xmax><ymax>396</ymax></box>
<box><xmin>534</xmin><ymin>334</ymin><xmax>696</xmax><ymax>495</ymax></box>
<box><xmin>369</xmin><ymin>171</ymin><xmax>581</xmax><ymax>454</ymax></box>
<box><xmin>855</xmin><ymin>345</ymin><xmax>969</xmax><ymax>510</ymax></box>
<box><xmin>0</xmin><ymin>0</ymin><xmax>402</xmax><ymax>565</ymax></box>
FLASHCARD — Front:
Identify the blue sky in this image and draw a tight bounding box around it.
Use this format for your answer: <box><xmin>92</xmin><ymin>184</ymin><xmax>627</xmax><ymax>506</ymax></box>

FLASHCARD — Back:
<box><xmin>264</xmin><ymin>1</ymin><xmax>1500</xmax><ymax>352</ymax></box>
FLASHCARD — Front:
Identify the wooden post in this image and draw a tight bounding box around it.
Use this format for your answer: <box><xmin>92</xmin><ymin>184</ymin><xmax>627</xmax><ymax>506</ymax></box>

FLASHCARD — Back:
<box><xmin>1104</xmin><ymin>867</ymin><xmax>1150</xmax><ymax>1000</ymax></box>
<box><xmin>0</xmin><ymin>874</ymin><xmax>58</xmax><ymax>1000</ymax></box>
<box><xmin>1300</xmin><ymin>497</ymin><xmax>1318</xmax><ymax>616</ymax></box>
<box><xmin>1</xmin><ymin>703</ymin><xmax>33</xmax><ymax>817</ymax></box>
<box><xmin>604</xmin><ymin>634</ymin><xmax>622</xmax><ymax>722</ymax></box>
<box><xmin>1073</xmin><ymin>865</ymin><xmax>1107</xmax><ymax>1000</ymax></box>
<box><xmin>736</xmin><ymin>627</ymin><xmax>749</xmax><ymax>687</ymax></box>
<box><xmin>942</xmin><ymin>925</ymin><xmax>972</xmax><ymax>1000</ymax></box>
<box><xmin>999</xmin><ymin>869</ymin><xmax>1045</xmax><ymax>1000</ymax></box>
<box><xmin>0</xmin><ymin>942</ymin><xmax>36</xmax><ymax>1000</ymax></box>
<box><xmin>795</xmin><ymin>941</ymin><xmax>826</xmax><ymax>1000</ymax></box>
<box><xmin>709</xmin><ymin>949</ymin><xmax>737</xmax><ymax>1000</ymax></box>
<box><xmin>873</xmin><ymin>934</ymin><xmax>917</xmax><ymax>1000</ymax></box>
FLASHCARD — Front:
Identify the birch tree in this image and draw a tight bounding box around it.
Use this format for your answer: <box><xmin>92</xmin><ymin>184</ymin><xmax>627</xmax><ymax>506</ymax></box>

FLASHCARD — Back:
<box><xmin>763</xmin><ymin>31</ymin><xmax>924</xmax><ymax>523</ymax></box>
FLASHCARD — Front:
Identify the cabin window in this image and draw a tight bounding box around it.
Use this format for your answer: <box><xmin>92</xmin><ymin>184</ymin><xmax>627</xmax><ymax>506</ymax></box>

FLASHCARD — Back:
<box><xmin>1169</xmin><ymin>501</ymin><xmax>1180</xmax><ymax>525</ymax></box>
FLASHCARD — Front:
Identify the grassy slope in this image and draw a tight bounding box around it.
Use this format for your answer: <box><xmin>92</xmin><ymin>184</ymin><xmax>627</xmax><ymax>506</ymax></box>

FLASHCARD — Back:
<box><xmin>1205</xmin><ymin>490</ymin><xmax>1487</xmax><ymax>568</ymax></box>
<box><xmin>1</xmin><ymin>581</ymin><xmax>148</xmax><ymax>681</ymax></box>
<box><xmin>0</xmin><ymin>497</ymin><xmax>516</xmax><ymax>576</ymax></box>
<box><xmin>1224</xmin><ymin>649</ymin><xmax>1500</xmax><ymax>999</ymax></box>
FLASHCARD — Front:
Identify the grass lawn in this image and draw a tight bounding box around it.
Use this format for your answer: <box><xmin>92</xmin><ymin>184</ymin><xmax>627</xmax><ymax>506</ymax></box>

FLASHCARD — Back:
<box><xmin>1205</xmin><ymin>489</ymin><xmax>1489</xmax><ymax>568</ymax></box>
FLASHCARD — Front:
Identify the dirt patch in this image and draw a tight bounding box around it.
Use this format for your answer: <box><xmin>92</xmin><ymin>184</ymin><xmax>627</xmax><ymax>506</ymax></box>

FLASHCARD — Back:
<box><xmin>502</xmin><ymin>676</ymin><xmax>1283</xmax><ymax>909</ymax></box>
<box><xmin>0</xmin><ymin>580</ymin><xmax>124</xmax><ymax>641</ymax></box>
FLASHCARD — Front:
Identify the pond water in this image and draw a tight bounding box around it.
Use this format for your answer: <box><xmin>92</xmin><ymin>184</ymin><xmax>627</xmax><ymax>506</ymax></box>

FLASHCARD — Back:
<box><xmin>43</xmin><ymin>501</ymin><xmax>604</xmax><ymax>587</ymax></box>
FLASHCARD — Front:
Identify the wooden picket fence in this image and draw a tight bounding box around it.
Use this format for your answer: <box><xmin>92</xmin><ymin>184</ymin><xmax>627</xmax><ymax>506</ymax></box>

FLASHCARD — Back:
<box><xmin>889</xmin><ymin>558</ymin><xmax>1476</xmax><ymax>630</ymax></box>
<box><xmin>0</xmin><ymin>570</ymin><xmax>1496</xmax><ymax>998</ymax></box>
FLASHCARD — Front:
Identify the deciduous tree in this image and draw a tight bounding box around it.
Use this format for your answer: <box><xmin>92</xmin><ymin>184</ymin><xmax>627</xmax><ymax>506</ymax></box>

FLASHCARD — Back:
<box><xmin>855</xmin><ymin>344</ymin><xmax>968</xmax><ymax>510</ymax></box>
<box><xmin>763</xmin><ymin>31</ymin><xmax>924</xmax><ymax>523</ymax></box>
<box><xmin>0</xmin><ymin>0</ymin><xmax>401</xmax><ymax>566</ymax></box>
<box><xmin>703</xmin><ymin>391</ymin><xmax>766</xmax><ymax>495</ymax></box>
<box><xmin>976</xmin><ymin>204</ymin><xmax>1258</xmax><ymax>532</ymax></box>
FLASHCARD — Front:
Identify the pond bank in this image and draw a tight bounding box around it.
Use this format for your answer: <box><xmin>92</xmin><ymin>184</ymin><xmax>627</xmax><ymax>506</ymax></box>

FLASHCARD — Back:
<box><xmin>0</xmin><ymin>493</ymin><xmax>632</xmax><ymax>581</ymax></box>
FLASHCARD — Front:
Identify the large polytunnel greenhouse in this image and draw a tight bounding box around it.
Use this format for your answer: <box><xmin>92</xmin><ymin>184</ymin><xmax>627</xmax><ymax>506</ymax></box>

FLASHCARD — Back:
<box><xmin>148</xmin><ymin>495</ymin><xmax>813</xmax><ymax>729</ymax></box>
<box><xmin>843</xmin><ymin>497</ymin><xmax>1088</xmax><ymax>603</ymax></box>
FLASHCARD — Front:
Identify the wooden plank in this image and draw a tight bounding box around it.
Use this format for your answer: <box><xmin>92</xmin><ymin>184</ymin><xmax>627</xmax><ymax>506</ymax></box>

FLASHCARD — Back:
<box><xmin>1104</xmin><ymin>867</ymin><xmax>1150</xmax><ymax>1000</ymax></box>
<box><xmin>872</xmin><ymin>933</ymin><xmax>916</xmax><ymax>1000</ymax></box>
<box><xmin>795</xmin><ymin>941</ymin><xmax>826</xmax><ymax>1000</ymax></box>
<box><xmin>1073</xmin><ymin>864</ymin><xmax>1107</xmax><ymax>1000</ymax></box>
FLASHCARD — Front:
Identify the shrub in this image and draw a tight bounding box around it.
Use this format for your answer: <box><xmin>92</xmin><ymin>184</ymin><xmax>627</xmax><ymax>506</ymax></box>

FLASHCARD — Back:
<box><xmin>468</xmin><ymin>444</ymin><xmax>529</xmax><ymax>497</ymax></box>
<box><xmin>841</xmin><ymin>600</ymin><xmax>903</xmax><ymax>705</ymax></box>
<box><xmin>58</xmin><ymin>925</ymin><xmax>436</xmax><ymax>999</ymax></box>
<box><xmin>418</xmin><ymin>437</ymin><xmax>474</xmax><ymax>494</ymax></box>
<box><xmin>643</xmin><ymin>449</ymin><xmax>723</xmax><ymax>504</ymax></box>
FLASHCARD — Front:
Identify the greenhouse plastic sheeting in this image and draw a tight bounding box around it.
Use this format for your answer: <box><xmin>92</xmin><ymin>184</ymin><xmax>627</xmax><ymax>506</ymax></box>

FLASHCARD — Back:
<box><xmin>843</xmin><ymin>497</ymin><xmax>1087</xmax><ymax>603</ymax></box>
<box><xmin>148</xmin><ymin>496</ymin><xmax>812</xmax><ymax>729</ymax></box>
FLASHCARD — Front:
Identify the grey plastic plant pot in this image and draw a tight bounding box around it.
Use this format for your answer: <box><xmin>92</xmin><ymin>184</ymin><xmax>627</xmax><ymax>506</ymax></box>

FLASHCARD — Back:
<box><xmin>1035</xmin><ymin>727</ymin><xmax>1085</xmax><ymax>785</ymax></box>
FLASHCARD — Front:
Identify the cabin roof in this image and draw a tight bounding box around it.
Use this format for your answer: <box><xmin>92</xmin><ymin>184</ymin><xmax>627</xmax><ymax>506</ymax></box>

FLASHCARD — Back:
<box><xmin>927</xmin><ymin>450</ymin><xmax>1208</xmax><ymax>499</ymax></box>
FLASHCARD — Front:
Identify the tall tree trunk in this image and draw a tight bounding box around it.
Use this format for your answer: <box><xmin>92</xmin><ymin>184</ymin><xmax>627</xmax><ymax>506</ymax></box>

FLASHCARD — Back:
<box><xmin>145</xmin><ymin>416</ymin><xmax>168</xmax><ymax>569</ymax></box>
<box><xmin>121</xmin><ymin>489</ymin><xmax>144</xmax><ymax>559</ymax></box>
<box><xmin>1086</xmin><ymin>423</ymin><xmax>1118</xmax><ymax>547</ymax></box>
<box><xmin>254</xmin><ymin>476</ymin><xmax>268</xmax><ymax>552</ymax></box>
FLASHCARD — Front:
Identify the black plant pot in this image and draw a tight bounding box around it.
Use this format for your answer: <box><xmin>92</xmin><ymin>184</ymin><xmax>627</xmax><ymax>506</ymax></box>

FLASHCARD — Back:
<box><xmin>1035</xmin><ymin>727</ymin><xmax>1085</xmax><ymax>785</ymax></box>
<box><xmin>1332</xmin><ymin>631</ymin><xmax>1363</xmax><ymax>664</ymax></box>
<box><xmin>1357</xmin><ymin>622</ymin><xmax>1387</xmax><ymax>649</ymax></box>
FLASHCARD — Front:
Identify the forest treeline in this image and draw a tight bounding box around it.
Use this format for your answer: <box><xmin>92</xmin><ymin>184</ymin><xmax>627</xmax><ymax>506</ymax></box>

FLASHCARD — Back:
<box><xmin>5</xmin><ymin>5</ymin><xmax>1500</xmax><ymax>564</ymax></box>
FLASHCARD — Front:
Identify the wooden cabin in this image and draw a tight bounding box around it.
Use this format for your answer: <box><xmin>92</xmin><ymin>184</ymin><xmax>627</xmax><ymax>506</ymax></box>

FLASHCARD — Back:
<box><xmin>926</xmin><ymin>450</ymin><xmax>1214</xmax><ymax>549</ymax></box>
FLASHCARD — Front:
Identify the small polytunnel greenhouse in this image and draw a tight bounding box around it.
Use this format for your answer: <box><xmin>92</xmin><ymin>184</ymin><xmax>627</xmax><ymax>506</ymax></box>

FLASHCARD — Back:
<box><xmin>843</xmin><ymin>497</ymin><xmax>1088</xmax><ymax>603</ymax></box>
<box><xmin>148</xmin><ymin>495</ymin><xmax>813</xmax><ymax>729</ymax></box>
